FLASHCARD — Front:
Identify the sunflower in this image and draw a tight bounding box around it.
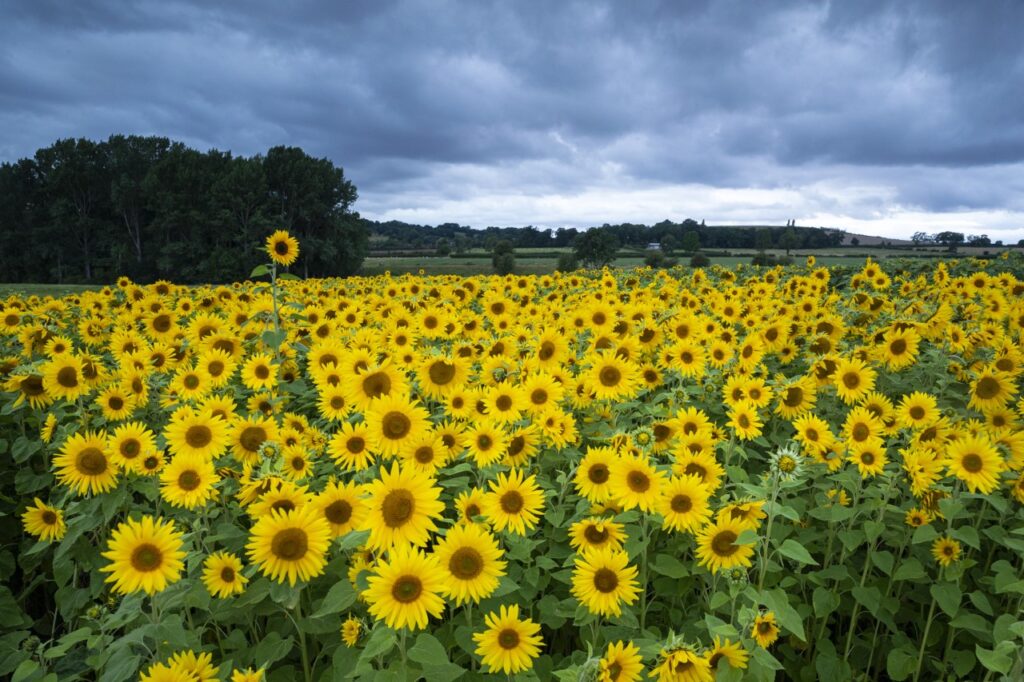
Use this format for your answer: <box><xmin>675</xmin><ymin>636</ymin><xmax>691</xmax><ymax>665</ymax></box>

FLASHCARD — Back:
<box><xmin>842</xmin><ymin>406</ymin><xmax>883</xmax><ymax>448</ymax></box>
<box><xmin>672</xmin><ymin>450</ymin><xmax>725</xmax><ymax>492</ymax></box>
<box><xmin>946</xmin><ymin>434</ymin><xmax>1005</xmax><ymax>494</ymax></box>
<box><xmin>106</xmin><ymin>421</ymin><xmax>157</xmax><ymax>473</ymax></box>
<box><xmin>695</xmin><ymin>517</ymin><xmax>754</xmax><ymax>574</ymax></box>
<box><xmin>969</xmin><ymin>368</ymin><xmax>1015</xmax><ymax>411</ymax></box>
<box><xmin>464</xmin><ymin>419</ymin><xmax>507</xmax><ymax>467</ymax></box>
<box><xmin>241</xmin><ymin>353</ymin><xmax>279</xmax><ymax>392</ymax></box>
<box><xmin>848</xmin><ymin>441</ymin><xmax>888</xmax><ymax>478</ymax></box>
<box><xmin>344</xmin><ymin>361</ymin><xmax>407</xmax><ymax>411</ymax></box>
<box><xmin>657</xmin><ymin>475</ymin><xmax>712</xmax><ymax>534</ymax></box>
<box><xmin>139</xmin><ymin>662</ymin><xmax>194</xmax><ymax>682</ymax></box>
<box><xmin>897</xmin><ymin>392</ymin><xmax>939</xmax><ymax>430</ymax></box>
<box><xmin>246</xmin><ymin>505</ymin><xmax>331</xmax><ymax>585</ymax></box>
<box><xmin>361</xmin><ymin>463</ymin><xmax>445</xmax><ymax>550</ymax></box>
<box><xmin>340</xmin><ymin>615</ymin><xmax>362</xmax><ymax>648</ymax></box>
<box><xmin>751</xmin><ymin>612</ymin><xmax>780</xmax><ymax>648</ymax></box>
<box><xmin>718</xmin><ymin>500</ymin><xmax>767</xmax><ymax>531</ymax></box>
<box><xmin>599</xmin><ymin>640</ymin><xmax>644</xmax><ymax>682</ymax></box>
<box><xmin>231</xmin><ymin>668</ymin><xmax>265</xmax><ymax>682</ymax></box>
<box><xmin>160</xmin><ymin>453</ymin><xmax>219</xmax><ymax>509</ymax></box>
<box><xmin>504</xmin><ymin>425</ymin><xmax>541</xmax><ymax>468</ymax></box>
<box><xmin>521</xmin><ymin>371</ymin><xmax>564</xmax><ymax>414</ymax></box>
<box><xmin>587</xmin><ymin>353</ymin><xmax>640</xmax><ymax>401</ymax></box>
<box><xmin>434</xmin><ymin>522</ymin><xmax>507</xmax><ymax>605</ymax></box>
<box><xmin>167</xmin><ymin>650</ymin><xmax>219</xmax><ymax>682</ymax></box>
<box><xmin>230</xmin><ymin>416</ymin><xmax>278</xmax><ymax>465</ymax></box>
<box><xmin>774</xmin><ymin>378</ymin><xmax>816</xmax><ymax>419</ymax></box>
<box><xmin>328</xmin><ymin>422</ymin><xmax>374</xmax><ymax>471</ymax></box>
<box><xmin>41</xmin><ymin>354</ymin><xmax>89</xmax><ymax>402</ymax></box>
<box><xmin>569</xmin><ymin>517</ymin><xmax>627</xmax><ymax>552</ymax></box>
<box><xmin>22</xmin><ymin>498</ymin><xmax>66</xmax><ymax>542</ymax></box>
<box><xmin>317</xmin><ymin>385</ymin><xmax>352</xmax><ymax>421</ymax></box>
<box><xmin>455</xmin><ymin>488</ymin><xmax>488</xmax><ymax>524</ymax></box>
<box><xmin>727</xmin><ymin>399</ymin><xmax>763</xmax><ymax>441</ymax></box>
<box><xmin>791</xmin><ymin>414</ymin><xmax>834</xmax><ymax>456</ymax></box>
<box><xmin>247</xmin><ymin>480</ymin><xmax>312</xmax><ymax>519</ymax></box>
<box><xmin>314</xmin><ymin>479</ymin><xmax>368</xmax><ymax>537</ymax></box>
<box><xmin>164</xmin><ymin>408</ymin><xmax>229</xmax><ymax>459</ymax></box>
<box><xmin>881</xmin><ymin>327</ymin><xmax>920</xmax><ymax>370</ymax></box>
<box><xmin>833</xmin><ymin>356</ymin><xmax>876</xmax><ymax>404</ymax></box>
<box><xmin>364</xmin><ymin>543</ymin><xmax>448</xmax><ymax>630</ymax></box>
<box><xmin>417</xmin><ymin>354</ymin><xmax>469</xmax><ymax>398</ymax></box>
<box><xmin>484</xmin><ymin>468</ymin><xmax>545</xmax><ymax>535</ymax></box>
<box><xmin>364</xmin><ymin>393</ymin><xmax>430</xmax><ymax>458</ymax></box>
<box><xmin>905</xmin><ymin>507</ymin><xmax>932</xmax><ymax>527</ymax></box>
<box><xmin>100</xmin><ymin>515</ymin><xmax>186</xmax><ymax>595</ymax></box>
<box><xmin>652</xmin><ymin>647</ymin><xmax>712</xmax><ymax>682</ymax></box>
<box><xmin>705</xmin><ymin>636</ymin><xmax>748</xmax><ymax>673</ymax></box>
<box><xmin>472</xmin><ymin>604</ymin><xmax>544</xmax><ymax>675</ymax></box>
<box><xmin>202</xmin><ymin>551</ymin><xmax>248</xmax><ymax>598</ymax></box>
<box><xmin>97</xmin><ymin>385</ymin><xmax>135</xmax><ymax>421</ymax></box>
<box><xmin>571</xmin><ymin>547</ymin><xmax>640</xmax><ymax>617</ymax></box>
<box><xmin>169</xmin><ymin>365</ymin><xmax>213</xmax><ymax>401</ymax></box>
<box><xmin>574</xmin><ymin>446</ymin><xmax>617</xmax><ymax>503</ymax></box>
<box><xmin>608</xmin><ymin>454</ymin><xmax>665</xmax><ymax>512</ymax></box>
<box><xmin>4</xmin><ymin>372</ymin><xmax>52</xmax><ymax>410</ymax></box>
<box><xmin>266</xmin><ymin>229</ymin><xmax>300</xmax><ymax>266</ymax></box>
<box><xmin>53</xmin><ymin>430</ymin><xmax>119</xmax><ymax>495</ymax></box>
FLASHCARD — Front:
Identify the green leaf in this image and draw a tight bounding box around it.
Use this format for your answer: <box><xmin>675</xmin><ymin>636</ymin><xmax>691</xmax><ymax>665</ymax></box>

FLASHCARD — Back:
<box><xmin>736</xmin><ymin>529</ymin><xmax>759</xmax><ymax>545</ymax></box>
<box><xmin>99</xmin><ymin>653</ymin><xmax>140</xmax><ymax>682</ymax></box>
<box><xmin>261</xmin><ymin>330</ymin><xmax>287</xmax><ymax>349</ymax></box>
<box><xmin>313</xmin><ymin>579</ymin><xmax>356</xmax><ymax>618</ymax></box>
<box><xmin>360</xmin><ymin>626</ymin><xmax>396</xmax><ymax>660</ymax></box>
<box><xmin>952</xmin><ymin>525</ymin><xmax>980</xmax><ymax>550</ymax></box>
<box><xmin>763</xmin><ymin>588</ymin><xmax>805</xmax><ymax>641</ymax></box>
<box><xmin>12</xmin><ymin>660</ymin><xmax>40</xmax><ymax>682</ymax></box>
<box><xmin>930</xmin><ymin>582</ymin><xmax>961</xmax><ymax>618</ymax></box>
<box><xmin>886</xmin><ymin>647</ymin><xmax>917</xmax><ymax>681</ymax></box>
<box><xmin>911</xmin><ymin>524</ymin><xmax>939</xmax><ymax>544</ymax></box>
<box><xmin>250</xmin><ymin>264</ymin><xmax>270</xmax><ymax>278</ymax></box>
<box><xmin>975</xmin><ymin>643</ymin><xmax>1014</xmax><ymax>674</ymax></box>
<box><xmin>893</xmin><ymin>558</ymin><xmax>925</xmax><ymax>582</ymax></box>
<box><xmin>276</xmin><ymin>272</ymin><xmax>300</xmax><ymax>281</ymax></box>
<box><xmin>250</xmin><ymin>632</ymin><xmax>294</xmax><ymax>668</ymax></box>
<box><xmin>337</xmin><ymin>529</ymin><xmax>371</xmax><ymax>551</ymax></box>
<box><xmin>852</xmin><ymin>586</ymin><xmax>881</xmax><ymax>615</ymax></box>
<box><xmin>407</xmin><ymin>633</ymin><xmax>450</xmax><ymax>667</ymax></box>
<box><xmin>864</xmin><ymin>520</ymin><xmax>885</xmax><ymax>543</ymax></box>
<box><xmin>651</xmin><ymin>553</ymin><xmax>690</xmax><ymax>578</ymax></box>
<box><xmin>812</xmin><ymin>587</ymin><xmax>839</xmax><ymax>618</ymax></box>
<box><xmin>871</xmin><ymin>550</ymin><xmax>894</xmax><ymax>576</ymax></box>
<box><xmin>777</xmin><ymin>539</ymin><xmax>818</xmax><ymax>565</ymax></box>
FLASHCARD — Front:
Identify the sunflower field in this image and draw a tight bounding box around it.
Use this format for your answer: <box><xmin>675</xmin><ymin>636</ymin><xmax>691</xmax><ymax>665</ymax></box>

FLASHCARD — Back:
<box><xmin>2</xmin><ymin>233</ymin><xmax>1024</xmax><ymax>682</ymax></box>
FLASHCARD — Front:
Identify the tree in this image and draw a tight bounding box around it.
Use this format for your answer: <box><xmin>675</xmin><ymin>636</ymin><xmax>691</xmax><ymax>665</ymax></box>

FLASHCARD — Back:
<box><xmin>660</xmin><ymin>233</ymin><xmax>677</xmax><ymax>254</ymax></box>
<box><xmin>754</xmin><ymin>229</ymin><xmax>773</xmax><ymax>252</ymax></box>
<box><xmin>778</xmin><ymin>228</ymin><xmax>799</xmax><ymax>254</ymax></box>
<box><xmin>435</xmin><ymin>238</ymin><xmax>451</xmax><ymax>256</ymax></box>
<box><xmin>491</xmin><ymin>240</ymin><xmax>515</xmax><ymax>274</ymax></box>
<box><xmin>573</xmin><ymin>227</ymin><xmax>619</xmax><ymax>268</ymax></box>
<box><xmin>911</xmin><ymin>231</ymin><xmax>934</xmax><ymax>245</ymax></box>
<box><xmin>680</xmin><ymin>231</ymin><xmax>700</xmax><ymax>253</ymax></box>
<box><xmin>850</xmin><ymin>237</ymin><xmax>860</xmax><ymax>246</ymax></box>
<box><xmin>967</xmin><ymin>234</ymin><xmax>991</xmax><ymax>246</ymax></box>
<box><xmin>935</xmin><ymin>231</ymin><xmax>965</xmax><ymax>252</ymax></box>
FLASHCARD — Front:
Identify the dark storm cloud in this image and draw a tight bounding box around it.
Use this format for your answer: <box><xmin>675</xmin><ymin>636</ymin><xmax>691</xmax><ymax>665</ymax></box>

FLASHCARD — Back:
<box><xmin>0</xmin><ymin>0</ymin><xmax>1022</xmax><ymax>234</ymax></box>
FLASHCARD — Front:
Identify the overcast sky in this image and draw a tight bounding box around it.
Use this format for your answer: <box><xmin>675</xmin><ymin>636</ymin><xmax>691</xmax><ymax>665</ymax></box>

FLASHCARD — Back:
<box><xmin>2</xmin><ymin>0</ymin><xmax>1022</xmax><ymax>239</ymax></box>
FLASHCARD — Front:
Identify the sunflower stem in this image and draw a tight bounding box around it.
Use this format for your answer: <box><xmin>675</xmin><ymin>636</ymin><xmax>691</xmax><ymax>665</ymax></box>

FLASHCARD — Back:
<box><xmin>912</xmin><ymin>593</ymin><xmax>938</xmax><ymax>682</ymax></box>
<box><xmin>756</xmin><ymin>468</ymin><xmax>782</xmax><ymax>593</ymax></box>
<box><xmin>292</xmin><ymin>596</ymin><xmax>312</xmax><ymax>682</ymax></box>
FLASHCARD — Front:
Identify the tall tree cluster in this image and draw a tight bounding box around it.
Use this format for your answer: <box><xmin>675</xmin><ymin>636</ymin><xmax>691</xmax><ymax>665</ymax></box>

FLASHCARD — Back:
<box><xmin>0</xmin><ymin>136</ymin><xmax>367</xmax><ymax>283</ymax></box>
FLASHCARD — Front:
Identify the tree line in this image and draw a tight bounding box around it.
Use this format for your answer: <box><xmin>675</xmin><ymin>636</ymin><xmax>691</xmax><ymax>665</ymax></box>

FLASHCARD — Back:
<box><xmin>0</xmin><ymin>136</ymin><xmax>366</xmax><ymax>284</ymax></box>
<box><xmin>369</xmin><ymin>218</ymin><xmax>845</xmax><ymax>254</ymax></box>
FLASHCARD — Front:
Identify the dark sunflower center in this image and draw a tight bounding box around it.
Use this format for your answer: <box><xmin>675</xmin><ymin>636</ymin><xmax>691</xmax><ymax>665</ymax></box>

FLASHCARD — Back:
<box><xmin>382</xmin><ymin>489</ymin><xmax>415</xmax><ymax>527</ymax></box>
<box><xmin>909</xmin><ymin>406</ymin><xmax>925</xmax><ymax>420</ymax></box>
<box><xmin>627</xmin><ymin>470</ymin><xmax>650</xmax><ymax>493</ymax></box>
<box><xmin>530</xmin><ymin>389</ymin><xmax>548</xmax><ymax>405</ymax></box>
<box><xmin>330</xmin><ymin>396</ymin><xmax>345</xmax><ymax>410</ymax></box>
<box><xmin>784</xmin><ymin>387</ymin><xmax>804</xmax><ymax>407</ymax></box>
<box><xmin>598</xmin><ymin>366</ymin><xmax>622</xmax><ymax>387</ymax></box>
<box><xmin>120</xmin><ymin>438</ymin><xmax>141</xmax><ymax>458</ymax></box>
<box><xmin>152</xmin><ymin>314</ymin><xmax>171</xmax><ymax>332</ymax></box>
<box><xmin>382</xmin><ymin>412</ymin><xmax>411</xmax><ymax>440</ymax></box>
<box><xmin>975</xmin><ymin>376</ymin><xmax>999</xmax><ymax>400</ymax></box>
<box><xmin>208</xmin><ymin>360</ymin><xmax>224</xmax><ymax>377</ymax></box>
<box><xmin>220</xmin><ymin>566</ymin><xmax>235</xmax><ymax>582</ymax></box>
<box><xmin>842</xmin><ymin>372</ymin><xmax>860</xmax><ymax>390</ymax></box>
<box><xmin>274</xmin><ymin>240</ymin><xmax>290</xmax><ymax>255</ymax></box>
<box><xmin>448</xmin><ymin>547</ymin><xmax>484</xmax><ymax>580</ymax></box>
<box><xmin>495</xmin><ymin>395</ymin><xmax>513</xmax><ymax>411</ymax></box>
<box><xmin>890</xmin><ymin>338</ymin><xmax>907</xmax><ymax>355</ymax></box>
<box><xmin>538</xmin><ymin>342</ymin><xmax>555</xmax><ymax>360</ymax></box>
<box><xmin>271</xmin><ymin>528</ymin><xmax>308</xmax><ymax>561</ymax></box>
<box><xmin>184</xmin><ymin>374</ymin><xmax>201</xmax><ymax>390</ymax></box>
<box><xmin>130</xmin><ymin>543</ymin><xmax>163</xmax><ymax>571</ymax></box>
<box><xmin>498</xmin><ymin>628</ymin><xmax>520</xmax><ymax>650</ymax></box>
<box><xmin>588</xmin><ymin>463</ymin><xmax>610</xmax><ymax>484</ymax></box>
<box><xmin>391</xmin><ymin>575</ymin><xmax>423</xmax><ymax>603</ymax></box>
<box><xmin>477</xmin><ymin>434</ymin><xmax>493</xmax><ymax>450</ymax></box>
<box><xmin>76</xmin><ymin>447</ymin><xmax>108</xmax><ymax>475</ymax></box>
<box><xmin>584</xmin><ymin>525</ymin><xmax>609</xmax><ymax>544</ymax></box>
<box><xmin>185</xmin><ymin>425</ymin><xmax>213</xmax><ymax>449</ymax></box>
<box><xmin>239</xmin><ymin>426</ymin><xmax>267</xmax><ymax>452</ymax></box>
<box><xmin>362</xmin><ymin>372</ymin><xmax>391</xmax><ymax>398</ymax></box>
<box><xmin>737</xmin><ymin>414</ymin><xmax>751</xmax><ymax>429</ymax></box>
<box><xmin>758</xmin><ymin>621</ymin><xmax>774</xmax><ymax>634</ymax></box>
<box><xmin>670</xmin><ymin>494</ymin><xmax>693</xmax><ymax>513</ymax></box>
<box><xmin>324</xmin><ymin>499</ymin><xmax>353</xmax><ymax>525</ymax></box>
<box><xmin>593</xmin><ymin>567</ymin><xmax>619</xmax><ymax>593</ymax></box>
<box><xmin>851</xmin><ymin>424</ymin><xmax>869</xmax><ymax>441</ymax></box>
<box><xmin>711</xmin><ymin>530</ymin><xmax>739</xmax><ymax>557</ymax></box>
<box><xmin>414</xmin><ymin>446</ymin><xmax>435</xmax><ymax>464</ymax></box>
<box><xmin>56</xmin><ymin>366</ymin><xmax>78</xmax><ymax>388</ymax></box>
<box><xmin>41</xmin><ymin>510</ymin><xmax>58</xmax><ymax>525</ymax></box>
<box><xmin>500</xmin><ymin>490</ymin><xmax>524</xmax><ymax>514</ymax></box>
<box><xmin>254</xmin><ymin>364</ymin><xmax>270</xmax><ymax>380</ymax></box>
<box><xmin>108</xmin><ymin>396</ymin><xmax>125</xmax><ymax>410</ymax></box>
<box><xmin>507</xmin><ymin>436</ymin><xmax>525</xmax><ymax>457</ymax></box>
<box><xmin>178</xmin><ymin>470</ymin><xmax>201</xmax><ymax>491</ymax></box>
<box><xmin>271</xmin><ymin>500</ymin><xmax>295</xmax><ymax>513</ymax></box>
<box><xmin>860</xmin><ymin>452</ymin><xmax>875</xmax><ymax>465</ymax></box>
<box><xmin>428</xmin><ymin>361</ymin><xmax>456</xmax><ymax>385</ymax></box>
<box><xmin>346</xmin><ymin>436</ymin><xmax>366</xmax><ymax>454</ymax></box>
<box><xmin>465</xmin><ymin>503</ymin><xmax>481</xmax><ymax>519</ymax></box>
<box><xmin>961</xmin><ymin>453</ymin><xmax>983</xmax><ymax>473</ymax></box>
